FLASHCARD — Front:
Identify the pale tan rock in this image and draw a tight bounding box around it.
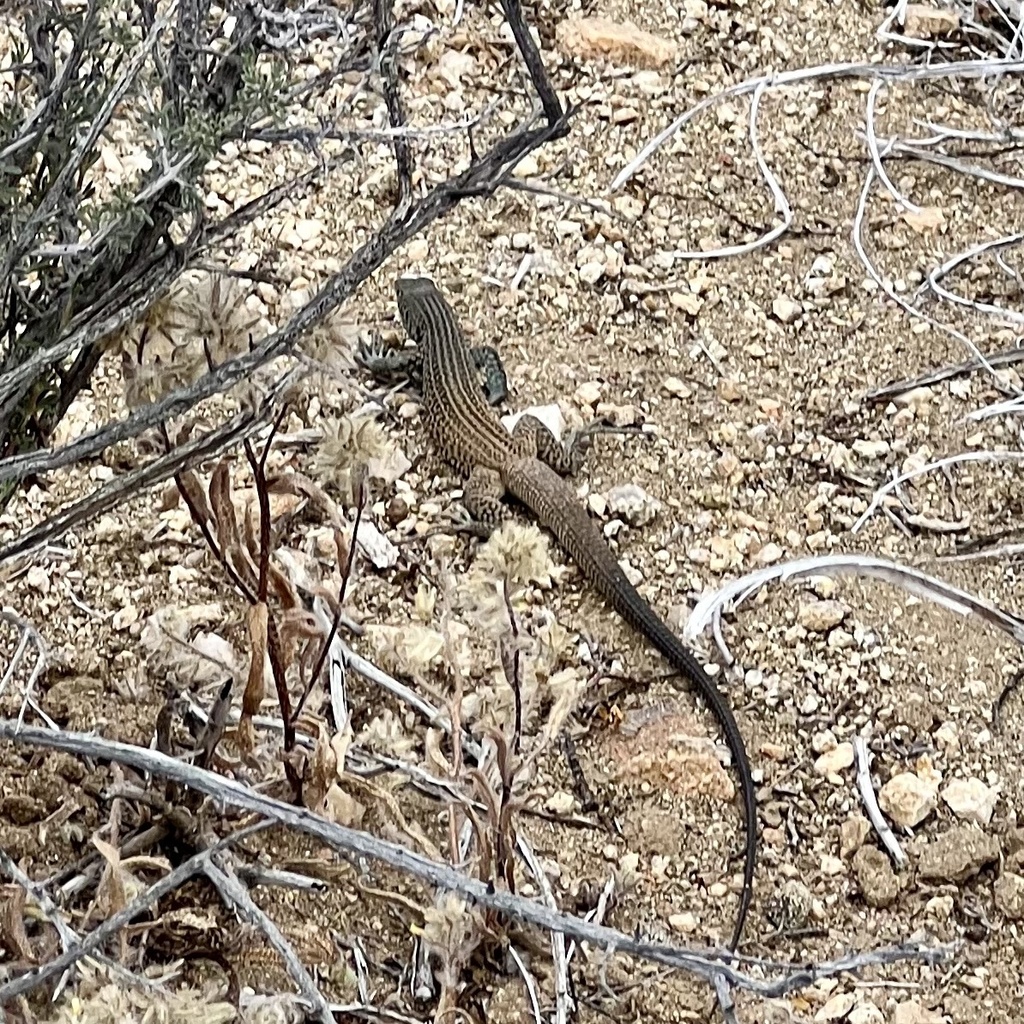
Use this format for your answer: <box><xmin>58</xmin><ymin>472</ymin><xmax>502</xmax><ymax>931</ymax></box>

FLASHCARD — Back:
<box><xmin>891</xmin><ymin>1002</ymin><xmax>946</xmax><ymax>1024</ymax></box>
<box><xmin>903</xmin><ymin>3</ymin><xmax>960</xmax><ymax>38</ymax></box>
<box><xmin>879</xmin><ymin>772</ymin><xmax>937</xmax><ymax>828</ymax></box>
<box><xmin>798</xmin><ymin>598</ymin><xmax>846</xmax><ymax>632</ymax></box>
<box><xmin>669</xmin><ymin>911</ymin><xmax>698</xmax><ymax>933</ymax></box>
<box><xmin>994</xmin><ymin>871</ymin><xmax>1024</xmax><ymax>919</ymax></box>
<box><xmin>555</xmin><ymin>17</ymin><xmax>678</xmax><ymax>69</ymax></box>
<box><xmin>840</xmin><ymin>814</ymin><xmax>871</xmax><ymax>858</ymax></box>
<box><xmin>925</xmin><ymin>894</ymin><xmax>954</xmax><ymax>920</ymax></box>
<box><xmin>852</xmin><ymin>846</ymin><xmax>898</xmax><ymax>908</ymax></box>
<box><xmin>816</xmin><ymin>993</ymin><xmax>855</xmax><ymax>1021</ymax></box>
<box><xmin>941</xmin><ymin>777</ymin><xmax>998</xmax><ymax>826</ymax></box>
<box><xmin>917</xmin><ymin>826</ymin><xmax>998</xmax><ymax>882</ymax></box>
<box><xmin>662</xmin><ymin>375</ymin><xmax>692</xmax><ymax>398</ymax></box>
<box><xmin>848</xmin><ymin>1002</ymin><xmax>884</xmax><ymax>1024</ymax></box>
<box><xmin>814</xmin><ymin>742</ymin><xmax>854</xmax><ymax>777</ymax></box>
<box><xmin>772</xmin><ymin>295</ymin><xmax>800</xmax><ymax>323</ymax></box>
<box><xmin>574</xmin><ymin>380</ymin><xmax>603</xmax><ymax>406</ymax></box>
<box><xmin>605</xmin><ymin>483</ymin><xmax>661</xmax><ymax>526</ymax></box>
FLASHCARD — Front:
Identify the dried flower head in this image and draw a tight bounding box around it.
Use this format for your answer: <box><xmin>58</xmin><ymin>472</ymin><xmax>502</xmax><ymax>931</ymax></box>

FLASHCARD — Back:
<box><xmin>459</xmin><ymin>521</ymin><xmax>560</xmax><ymax>632</ymax></box>
<box><xmin>311</xmin><ymin>412</ymin><xmax>409</xmax><ymax>504</ymax></box>
<box><xmin>48</xmin><ymin>966</ymin><xmax>236</xmax><ymax>1024</ymax></box>
<box><xmin>472</xmin><ymin>521</ymin><xmax>559</xmax><ymax>589</ymax></box>
<box><xmin>421</xmin><ymin>893</ymin><xmax>486</xmax><ymax>987</ymax></box>
<box><xmin>119</xmin><ymin>271</ymin><xmax>261</xmax><ymax>408</ymax></box>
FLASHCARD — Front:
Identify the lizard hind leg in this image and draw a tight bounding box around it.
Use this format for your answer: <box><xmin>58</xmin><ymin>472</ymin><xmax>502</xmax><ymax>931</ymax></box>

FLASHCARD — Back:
<box><xmin>512</xmin><ymin>414</ymin><xmax>592</xmax><ymax>476</ymax></box>
<box><xmin>463</xmin><ymin>464</ymin><xmax>510</xmax><ymax>524</ymax></box>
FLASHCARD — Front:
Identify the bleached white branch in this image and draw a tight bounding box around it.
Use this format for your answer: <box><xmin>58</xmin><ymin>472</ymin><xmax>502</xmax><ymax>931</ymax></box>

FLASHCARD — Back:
<box><xmin>684</xmin><ymin>553</ymin><xmax>1024</xmax><ymax>650</ymax></box>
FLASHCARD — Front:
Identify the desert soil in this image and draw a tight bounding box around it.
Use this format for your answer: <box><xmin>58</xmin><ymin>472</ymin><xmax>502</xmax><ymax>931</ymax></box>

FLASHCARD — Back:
<box><xmin>2</xmin><ymin>0</ymin><xmax>1024</xmax><ymax>1022</ymax></box>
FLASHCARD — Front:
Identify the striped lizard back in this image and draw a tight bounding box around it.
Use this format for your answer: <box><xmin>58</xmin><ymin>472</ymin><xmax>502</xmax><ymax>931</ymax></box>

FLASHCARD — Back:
<box><xmin>395</xmin><ymin>277</ymin><xmax>519</xmax><ymax>476</ymax></box>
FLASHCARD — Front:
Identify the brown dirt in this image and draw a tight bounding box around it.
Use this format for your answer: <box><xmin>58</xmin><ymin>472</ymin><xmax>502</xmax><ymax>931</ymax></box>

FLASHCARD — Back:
<box><xmin>3</xmin><ymin>1</ymin><xmax>1024</xmax><ymax>1022</ymax></box>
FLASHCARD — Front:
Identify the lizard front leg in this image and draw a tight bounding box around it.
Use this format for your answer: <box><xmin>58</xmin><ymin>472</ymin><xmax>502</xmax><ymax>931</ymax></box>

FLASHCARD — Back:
<box><xmin>469</xmin><ymin>345</ymin><xmax>509</xmax><ymax>406</ymax></box>
<box><xmin>355</xmin><ymin>339</ymin><xmax>423</xmax><ymax>385</ymax></box>
<box><xmin>357</xmin><ymin>339</ymin><xmax>507</xmax><ymax>407</ymax></box>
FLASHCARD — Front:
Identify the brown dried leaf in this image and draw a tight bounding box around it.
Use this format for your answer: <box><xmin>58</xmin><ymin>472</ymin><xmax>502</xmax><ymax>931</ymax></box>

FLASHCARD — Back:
<box><xmin>268</xmin><ymin>559</ymin><xmax>299</xmax><ymax>608</ymax></box>
<box><xmin>278</xmin><ymin>606</ymin><xmax>323</xmax><ymax>668</ymax></box>
<box><xmin>0</xmin><ymin>885</ymin><xmax>35</xmax><ymax>962</ymax></box>
<box><xmin>333</xmin><ymin>526</ymin><xmax>350</xmax><ymax>573</ymax></box>
<box><xmin>208</xmin><ymin>460</ymin><xmax>258</xmax><ymax>591</ymax></box>
<box><xmin>176</xmin><ymin>469</ymin><xmax>214</xmax><ymax>530</ymax></box>
<box><xmin>239</xmin><ymin>602</ymin><xmax>269</xmax><ymax>751</ymax></box>
<box><xmin>92</xmin><ymin>837</ymin><xmax>131</xmax><ymax>920</ymax></box>
<box><xmin>270</xmin><ymin>471</ymin><xmax>344</xmax><ymax>527</ymax></box>
<box><xmin>303</xmin><ymin>724</ymin><xmax>337</xmax><ymax>811</ymax></box>
<box><xmin>330</xmin><ymin>728</ymin><xmax>352</xmax><ymax>778</ymax></box>
<box><xmin>237</xmin><ymin>488</ymin><xmax>306</xmax><ymax>535</ymax></box>
<box><xmin>424</xmin><ymin>727</ymin><xmax>452</xmax><ymax>776</ymax></box>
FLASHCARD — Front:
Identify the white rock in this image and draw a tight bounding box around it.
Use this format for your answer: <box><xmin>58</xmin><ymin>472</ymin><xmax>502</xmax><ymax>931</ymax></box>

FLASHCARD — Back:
<box><xmin>619</xmin><ymin>851</ymin><xmax>640</xmax><ymax>875</ymax></box>
<box><xmin>545</xmin><ymin>791</ymin><xmax>575</xmax><ymax>814</ymax></box>
<box><xmin>816</xmin><ymin>993</ymin><xmax>856</xmax><ymax>1021</ymax></box>
<box><xmin>800</xmin><ymin>692</ymin><xmax>820</xmax><ymax>714</ymax></box>
<box><xmin>512</xmin><ymin>154</ymin><xmax>538</xmax><ymax>177</ymax></box>
<box><xmin>924</xmin><ymin>894</ymin><xmax>954</xmax><ymax>920</ymax></box>
<box><xmin>934</xmin><ymin>722</ymin><xmax>959</xmax><ymax>753</ymax></box>
<box><xmin>879</xmin><ymin>772</ymin><xmax>938</xmax><ymax>828</ymax></box>
<box><xmin>605</xmin><ymin>483</ymin><xmax>662</xmax><ymax>526</ymax></box>
<box><xmin>355</xmin><ymin>521</ymin><xmax>399</xmax><ymax>570</ymax></box>
<box><xmin>295</xmin><ymin>218</ymin><xmax>321</xmax><ymax>243</ymax></box>
<box><xmin>852</xmin><ymin>438</ymin><xmax>890</xmax><ymax>459</ymax></box>
<box><xmin>26</xmin><ymin>565</ymin><xmax>49</xmax><ymax>592</ymax></box>
<box><xmin>848</xmin><ymin>1003</ymin><xmax>884</xmax><ymax>1024</ymax></box>
<box><xmin>112</xmin><ymin>604</ymin><xmax>139</xmax><ymax>631</ymax></box>
<box><xmin>578</xmin><ymin>261</ymin><xmax>605</xmax><ymax>284</ymax></box>
<box><xmin>941</xmin><ymin>778</ymin><xmax>998</xmax><ymax>826</ymax></box>
<box><xmin>812</xmin><ymin>729</ymin><xmax>838</xmax><ymax>754</ymax></box>
<box><xmin>810</xmin><ymin>254</ymin><xmax>835</xmax><ymax>277</ymax></box>
<box><xmin>820</xmin><ymin>855</ymin><xmax>845</xmax><ymax>876</ymax></box>
<box><xmin>668</xmin><ymin>911</ymin><xmax>697</xmax><ymax>934</ymax></box>
<box><xmin>716</xmin><ymin>102</ymin><xmax>738</xmax><ymax>125</ymax></box>
<box><xmin>814</xmin><ymin>742</ymin><xmax>854</xmax><ymax>776</ymax></box>
<box><xmin>574</xmin><ymin>380</ymin><xmax>603</xmax><ymax>406</ymax></box>
<box><xmin>632</xmin><ymin>71</ymin><xmax>667</xmax><ymax>95</ymax></box>
<box><xmin>772</xmin><ymin>295</ymin><xmax>801</xmax><ymax>323</ymax></box>
<box><xmin>798</xmin><ymin>598</ymin><xmax>845</xmax><ymax>632</ymax></box>
<box><xmin>502</xmin><ymin>404</ymin><xmax>564</xmax><ymax>442</ymax></box>
<box><xmin>662</xmin><ymin>375</ymin><xmax>692</xmax><ymax>398</ymax></box>
<box><xmin>892</xmin><ymin>1000</ymin><xmax>946</xmax><ymax>1024</ymax></box>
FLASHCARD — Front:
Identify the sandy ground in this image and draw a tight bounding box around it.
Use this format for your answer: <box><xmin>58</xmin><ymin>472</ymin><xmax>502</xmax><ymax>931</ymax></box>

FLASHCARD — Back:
<box><xmin>2</xmin><ymin>0</ymin><xmax>1024</xmax><ymax>1022</ymax></box>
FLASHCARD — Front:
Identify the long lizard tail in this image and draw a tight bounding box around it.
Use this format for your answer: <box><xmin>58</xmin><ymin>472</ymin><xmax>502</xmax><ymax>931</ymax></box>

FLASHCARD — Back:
<box><xmin>505</xmin><ymin>456</ymin><xmax>756</xmax><ymax>950</ymax></box>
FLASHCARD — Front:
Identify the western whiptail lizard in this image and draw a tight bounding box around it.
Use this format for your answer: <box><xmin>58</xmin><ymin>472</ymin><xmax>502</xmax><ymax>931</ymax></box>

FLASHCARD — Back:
<box><xmin>387</xmin><ymin>275</ymin><xmax>757</xmax><ymax>950</ymax></box>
